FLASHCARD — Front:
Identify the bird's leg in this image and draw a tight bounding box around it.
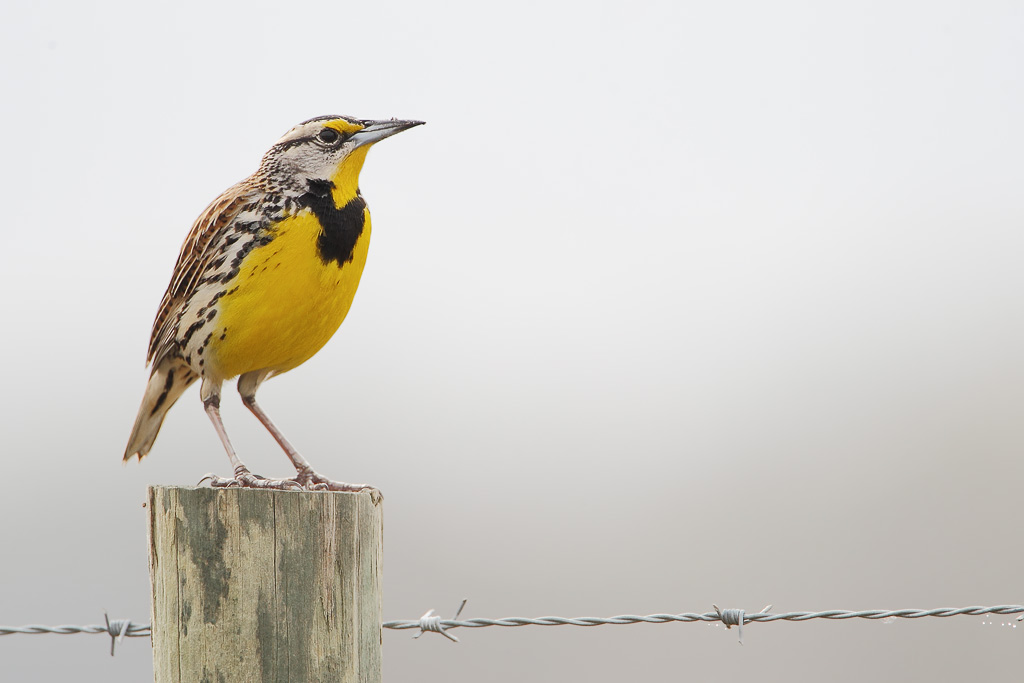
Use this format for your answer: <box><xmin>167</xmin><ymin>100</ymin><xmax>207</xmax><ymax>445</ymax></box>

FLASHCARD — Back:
<box><xmin>201</xmin><ymin>393</ymin><xmax>302</xmax><ymax>491</ymax></box>
<box><xmin>240</xmin><ymin>392</ymin><xmax>381</xmax><ymax>502</ymax></box>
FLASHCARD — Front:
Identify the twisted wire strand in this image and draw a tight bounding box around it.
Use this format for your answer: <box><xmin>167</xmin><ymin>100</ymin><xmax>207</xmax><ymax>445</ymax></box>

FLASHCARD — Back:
<box><xmin>382</xmin><ymin>605</ymin><xmax>1024</xmax><ymax>633</ymax></box>
<box><xmin>0</xmin><ymin>623</ymin><xmax>152</xmax><ymax>637</ymax></box>
<box><xmin>3</xmin><ymin>605</ymin><xmax>1021</xmax><ymax>647</ymax></box>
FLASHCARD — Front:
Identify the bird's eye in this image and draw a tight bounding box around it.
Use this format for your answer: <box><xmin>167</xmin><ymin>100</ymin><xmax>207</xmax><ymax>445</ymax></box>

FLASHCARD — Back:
<box><xmin>317</xmin><ymin>128</ymin><xmax>341</xmax><ymax>144</ymax></box>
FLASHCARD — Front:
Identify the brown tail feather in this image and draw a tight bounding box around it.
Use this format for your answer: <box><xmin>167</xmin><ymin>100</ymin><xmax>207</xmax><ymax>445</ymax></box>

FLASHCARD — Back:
<box><xmin>124</xmin><ymin>358</ymin><xmax>197</xmax><ymax>461</ymax></box>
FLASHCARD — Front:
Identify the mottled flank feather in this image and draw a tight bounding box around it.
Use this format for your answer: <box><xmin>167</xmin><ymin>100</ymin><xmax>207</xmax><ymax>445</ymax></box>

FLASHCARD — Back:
<box><xmin>147</xmin><ymin>182</ymin><xmax>261</xmax><ymax>365</ymax></box>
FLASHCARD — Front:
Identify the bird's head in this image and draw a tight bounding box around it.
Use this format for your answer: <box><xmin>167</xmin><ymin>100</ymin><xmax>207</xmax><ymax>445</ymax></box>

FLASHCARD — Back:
<box><xmin>260</xmin><ymin>115</ymin><xmax>423</xmax><ymax>203</ymax></box>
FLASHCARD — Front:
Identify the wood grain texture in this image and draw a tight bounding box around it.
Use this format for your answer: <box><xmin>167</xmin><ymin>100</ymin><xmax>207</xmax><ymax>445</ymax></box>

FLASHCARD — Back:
<box><xmin>148</xmin><ymin>486</ymin><xmax>382</xmax><ymax>683</ymax></box>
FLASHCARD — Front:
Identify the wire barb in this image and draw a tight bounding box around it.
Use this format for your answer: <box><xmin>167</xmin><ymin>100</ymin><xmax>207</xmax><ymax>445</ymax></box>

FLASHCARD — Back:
<box><xmin>103</xmin><ymin>612</ymin><xmax>131</xmax><ymax>657</ymax></box>
<box><xmin>413</xmin><ymin>599</ymin><xmax>468</xmax><ymax>642</ymax></box>
<box><xmin>713</xmin><ymin>604</ymin><xmax>773</xmax><ymax>645</ymax></box>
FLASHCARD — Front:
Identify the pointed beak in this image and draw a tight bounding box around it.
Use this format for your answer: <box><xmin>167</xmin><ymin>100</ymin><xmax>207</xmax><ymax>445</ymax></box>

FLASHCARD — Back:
<box><xmin>350</xmin><ymin>119</ymin><xmax>425</xmax><ymax>149</ymax></box>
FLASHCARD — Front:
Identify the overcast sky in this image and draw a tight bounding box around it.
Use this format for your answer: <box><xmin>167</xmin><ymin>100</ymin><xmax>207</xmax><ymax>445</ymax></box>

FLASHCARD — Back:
<box><xmin>2</xmin><ymin>1</ymin><xmax>1024</xmax><ymax>681</ymax></box>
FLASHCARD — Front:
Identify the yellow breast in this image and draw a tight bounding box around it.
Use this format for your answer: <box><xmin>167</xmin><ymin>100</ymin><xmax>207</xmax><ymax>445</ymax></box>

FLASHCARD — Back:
<box><xmin>212</xmin><ymin>208</ymin><xmax>371</xmax><ymax>379</ymax></box>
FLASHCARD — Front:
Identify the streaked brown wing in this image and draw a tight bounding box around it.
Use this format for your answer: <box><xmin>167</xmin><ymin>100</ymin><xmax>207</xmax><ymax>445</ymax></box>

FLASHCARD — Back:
<box><xmin>147</xmin><ymin>179</ymin><xmax>260</xmax><ymax>365</ymax></box>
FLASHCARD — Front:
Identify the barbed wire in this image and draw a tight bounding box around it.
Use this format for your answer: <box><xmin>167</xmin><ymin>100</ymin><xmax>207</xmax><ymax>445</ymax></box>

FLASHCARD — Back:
<box><xmin>0</xmin><ymin>613</ymin><xmax>151</xmax><ymax>655</ymax></box>
<box><xmin>385</xmin><ymin>602</ymin><xmax>1024</xmax><ymax>645</ymax></box>
<box><xmin>3</xmin><ymin>604</ymin><xmax>1021</xmax><ymax>654</ymax></box>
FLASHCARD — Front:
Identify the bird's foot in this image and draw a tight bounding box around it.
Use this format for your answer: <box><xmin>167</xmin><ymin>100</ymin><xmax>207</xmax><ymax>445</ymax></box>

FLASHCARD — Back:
<box><xmin>294</xmin><ymin>469</ymin><xmax>383</xmax><ymax>504</ymax></box>
<box><xmin>200</xmin><ymin>467</ymin><xmax>303</xmax><ymax>491</ymax></box>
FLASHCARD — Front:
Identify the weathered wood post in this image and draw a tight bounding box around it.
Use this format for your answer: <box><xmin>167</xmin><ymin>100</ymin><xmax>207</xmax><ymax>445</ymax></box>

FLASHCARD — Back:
<box><xmin>148</xmin><ymin>486</ymin><xmax>383</xmax><ymax>682</ymax></box>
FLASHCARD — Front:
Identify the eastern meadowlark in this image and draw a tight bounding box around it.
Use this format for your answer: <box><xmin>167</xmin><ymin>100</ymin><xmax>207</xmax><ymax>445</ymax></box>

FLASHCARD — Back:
<box><xmin>124</xmin><ymin>115</ymin><xmax>422</xmax><ymax>498</ymax></box>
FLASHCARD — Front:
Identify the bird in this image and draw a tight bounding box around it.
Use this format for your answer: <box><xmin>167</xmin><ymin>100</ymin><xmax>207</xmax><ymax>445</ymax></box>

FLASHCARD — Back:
<box><xmin>124</xmin><ymin>114</ymin><xmax>423</xmax><ymax>498</ymax></box>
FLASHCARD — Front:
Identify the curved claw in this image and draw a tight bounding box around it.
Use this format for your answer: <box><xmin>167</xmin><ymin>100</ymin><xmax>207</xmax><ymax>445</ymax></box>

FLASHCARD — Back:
<box><xmin>202</xmin><ymin>474</ymin><xmax>243</xmax><ymax>488</ymax></box>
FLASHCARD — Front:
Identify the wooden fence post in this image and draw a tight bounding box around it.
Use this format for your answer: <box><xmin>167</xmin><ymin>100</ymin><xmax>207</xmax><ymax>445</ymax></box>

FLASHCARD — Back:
<box><xmin>148</xmin><ymin>486</ymin><xmax>383</xmax><ymax>682</ymax></box>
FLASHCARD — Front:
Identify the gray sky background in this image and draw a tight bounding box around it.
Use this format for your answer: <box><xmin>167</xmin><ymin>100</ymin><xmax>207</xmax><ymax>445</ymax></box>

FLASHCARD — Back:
<box><xmin>2</xmin><ymin>0</ymin><xmax>1024</xmax><ymax>680</ymax></box>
